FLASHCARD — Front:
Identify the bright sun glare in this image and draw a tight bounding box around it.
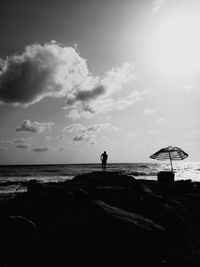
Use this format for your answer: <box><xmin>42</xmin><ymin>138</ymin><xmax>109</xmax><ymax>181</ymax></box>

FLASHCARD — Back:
<box><xmin>152</xmin><ymin>13</ymin><xmax>200</xmax><ymax>77</ymax></box>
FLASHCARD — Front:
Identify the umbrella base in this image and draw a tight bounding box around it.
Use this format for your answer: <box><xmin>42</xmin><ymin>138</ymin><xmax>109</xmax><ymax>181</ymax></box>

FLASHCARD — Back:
<box><xmin>157</xmin><ymin>171</ymin><xmax>175</xmax><ymax>183</ymax></box>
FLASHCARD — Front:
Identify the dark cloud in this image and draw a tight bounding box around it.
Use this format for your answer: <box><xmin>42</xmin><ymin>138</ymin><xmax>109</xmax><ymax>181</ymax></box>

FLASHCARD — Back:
<box><xmin>90</xmin><ymin>141</ymin><xmax>97</xmax><ymax>145</ymax></box>
<box><xmin>0</xmin><ymin>41</ymin><xmax>136</xmax><ymax>121</ymax></box>
<box><xmin>32</xmin><ymin>146</ymin><xmax>51</xmax><ymax>152</ymax></box>
<box><xmin>15</xmin><ymin>143</ymin><xmax>31</xmax><ymax>149</ymax></box>
<box><xmin>82</xmin><ymin>105</ymin><xmax>95</xmax><ymax>113</ymax></box>
<box><xmin>16</xmin><ymin>119</ymin><xmax>54</xmax><ymax>133</ymax></box>
<box><xmin>87</xmin><ymin>124</ymin><xmax>103</xmax><ymax>132</ymax></box>
<box><xmin>0</xmin><ymin>57</ymin><xmax>54</xmax><ymax>105</ymax></box>
<box><xmin>55</xmin><ymin>135</ymin><xmax>65</xmax><ymax>139</ymax></box>
<box><xmin>0</xmin><ymin>41</ymin><xmax>90</xmax><ymax>106</ymax></box>
<box><xmin>67</xmin><ymin>85</ymin><xmax>105</xmax><ymax>105</ymax></box>
<box><xmin>73</xmin><ymin>133</ymin><xmax>89</xmax><ymax>142</ymax></box>
<box><xmin>64</xmin><ymin>63</ymin><xmax>136</xmax><ymax>119</ymax></box>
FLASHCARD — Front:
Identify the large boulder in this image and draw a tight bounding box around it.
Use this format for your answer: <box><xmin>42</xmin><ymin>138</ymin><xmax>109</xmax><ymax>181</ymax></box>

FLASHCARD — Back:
<box><xmin>0</xmin><ymin>215</ymin><xmax>37</xmax><ymax>266</ymax></box>
<box><xmin>38</xmin><ymin>191</ymin><xmax>167</xmax><ymax>265</ymax></box>
<box><xmin>72</xmin><ymin>171</ymin><xmax>141</xmax><ymax>188</ymax></box>
<box><xmin>138</xmin><ymin>192</ymin><xmax>200</xmax><ymax>260</ymax></box>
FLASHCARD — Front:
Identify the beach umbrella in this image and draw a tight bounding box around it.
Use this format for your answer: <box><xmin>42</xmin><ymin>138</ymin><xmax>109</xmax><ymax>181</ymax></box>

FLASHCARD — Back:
<box><xmin>150</xmin><ymin>146</ymin><xmax>188</xmax><ymax>171</ymax></box>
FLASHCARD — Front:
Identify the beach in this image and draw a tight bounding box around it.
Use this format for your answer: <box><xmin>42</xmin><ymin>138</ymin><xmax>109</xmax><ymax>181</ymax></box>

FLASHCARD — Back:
<box><xmin>1</xmin><ymin>170</ymin><xmax>200</xmax><ymax>266</ymax></box>
<box><xmin>0</xmin><ymin>162</ymin><xmax>200</xmax><ymax>196</ymax></box>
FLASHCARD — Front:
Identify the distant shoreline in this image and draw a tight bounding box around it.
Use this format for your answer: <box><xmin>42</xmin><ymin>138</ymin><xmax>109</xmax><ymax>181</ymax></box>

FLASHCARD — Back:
<box><xmin>0</xmin><ymin>162</ymin><xmax>156</xmax><ymax>167</ymax></box>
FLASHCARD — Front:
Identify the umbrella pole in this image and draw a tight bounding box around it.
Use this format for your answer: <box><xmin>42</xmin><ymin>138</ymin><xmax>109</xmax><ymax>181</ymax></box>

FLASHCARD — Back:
<box><xmin>169</xmin><ymin>152</ymin><xmax>173</xmax><ymax>172</ymax></box>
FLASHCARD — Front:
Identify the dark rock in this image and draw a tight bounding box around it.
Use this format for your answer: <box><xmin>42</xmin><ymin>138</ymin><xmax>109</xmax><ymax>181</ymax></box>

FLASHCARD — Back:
<box><xmin>1</xmin><ymin>172</ymin><xmax>200</xmax><ymax>265</ymax></box>
<box><xmin>0</xmin><ymin>215</ymin><xmax>37</xmax><ymax>266</ymax></box>
<box><xmin>91</xmin><ymin>186</ymin><xmax>141</xmax><ymax>212</ymax></box>
<box><xmin>72</xmin><ymin>171</ymin><xmax>140</xmax><ymax>188</ymax></box>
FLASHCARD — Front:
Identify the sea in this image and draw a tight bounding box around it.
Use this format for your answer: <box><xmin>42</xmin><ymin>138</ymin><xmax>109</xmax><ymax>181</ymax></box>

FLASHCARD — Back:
<box><xmin>0</xmin><ymin>161</ymin><xmax>200</xmax><ymax>197</ymax></box>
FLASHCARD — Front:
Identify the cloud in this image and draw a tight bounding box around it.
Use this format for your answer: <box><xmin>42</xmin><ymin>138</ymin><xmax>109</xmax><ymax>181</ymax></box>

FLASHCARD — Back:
<box><xmin>0</xmin><ymin>40</ymin><xmax>138</xmax><ymax>118</ymax></box>
<box><xmin>67</xmin><ymin>108</ymin><xmax>94</xmax><ymax>120</ymax></box>
<box><xmin>0</xmin><ymin>146</ymin><xmax>7</xmax><ymax>150</ymax></box>
<box><xmin>1</xmin><ymin>138</ymin><xmax>31</xmax><ymax>146</ymax></box>
<box><xmin>15</xmin><ymin>143</ymin><xmax>31</xmax><ymax>149</ymax></box>
<box><xmin>66</xmin><ymin>62</ymin><xmax>135</xmax><ymax>105</ymax></box>
<box><xmin>64</xmin><ymin>63</ymin><xmax>137</xmax><ymax>119</ymax></box>
<box><xmin>63</xmin><ymin>123</ymin><xmax>85</xmax><ymax>133</ymax></box>
<box><xmin>73</xmin><ymin>133</ymin><xmax>89</xmax><ymax>142</ymax></box>
<box><xmin>152</xmin><ymin>0</ymin><xmax>166</xmax><ymax>12</ymax></box>
<box><xmin>32</xmin><ymin>146</ymin><xmax>51</xmax><ymax>152</ymax></box>
<box><xmin>1</xmin><ymin>136</ymin><xmax>31</xmax><ymax>149</ymax></box>
<box><xmin>0</xmin><ymin>41</ymin><xmax>90</xmax><ymax>106</ymax></box>
<box><xmin>62</xmin><ymin>122</ymin><xmax>118</xmax><ymax>144</ymax></box>
<box><xmin>55</xmin><ymin>135</ymin><xmax>65</xmax><ymax>139</ymax></box>
<box><xmin>66</xmin><ymin>122</ymin><xmax>122</xmax><ymax>144</ymax></box>
<box><xmin>67</xmin><ymin>89</ymin><xmax>145</xmax><ymax>120</ymax></box>
<box><xmin>16</xmin><ymin>119</ymin><xmax>54</xmax><ymax>133</ymax></box>
<box><xmin>90</xmin><ymin>141</ymin><xmax>98</xmax><ymax>145</ymax></box>
<box><xmin>67</xmin><ymin>85</ymin><xmax>105</xmax><ymax>105</ymax></box>
<box><xmin>101</xmin><ymin>63</ymin><xmax>136</xmax><ymax>97</ymax></box>
<box><xmin>144</xmin><ymin>108</ymin><xmax>157</xmax><ymax>115</ymax></box>
<box><xmin>12</xmin><ymin>138</ymin><xmax>31</xmax><ymax>144</ymax></box>
<box><xmin>63</xmin><ymin>123</ymin><xmax>95</xmax><ymax>133</ymax></box>
<box><xmin>87</xmin><ymin>124</ymin><xmax>109</xmax><ymax>132</ymax></box>
<box><xmin>63</xmin><ymin>123</ymin><xmax>121</xmax><ymax>135</ymax></box>
<box><xmin>0</xmin><ymin>40</ymin><xmax>142</xmax><ymax>121</ymax></box>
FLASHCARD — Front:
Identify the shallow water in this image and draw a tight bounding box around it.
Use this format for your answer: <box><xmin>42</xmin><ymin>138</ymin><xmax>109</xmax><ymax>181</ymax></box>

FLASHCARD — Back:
<box><xmin>0</xmin><ymin>161</ymin><xmax>199</xmax><ymax>195</ymax></box>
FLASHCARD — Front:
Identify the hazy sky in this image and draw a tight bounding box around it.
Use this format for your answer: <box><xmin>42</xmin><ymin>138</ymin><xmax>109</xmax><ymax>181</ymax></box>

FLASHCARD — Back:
<box><xmin>1</xmin><ymin>0</ymin><xmax>200</xmax><ymax>164</ymax></box>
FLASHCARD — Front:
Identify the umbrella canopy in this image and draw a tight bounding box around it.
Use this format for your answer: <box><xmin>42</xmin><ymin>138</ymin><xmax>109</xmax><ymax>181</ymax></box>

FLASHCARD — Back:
<box><xmin>150</xmin><ymin>146</ymin><xmax>188</xmax><ymax>171</ymax></box>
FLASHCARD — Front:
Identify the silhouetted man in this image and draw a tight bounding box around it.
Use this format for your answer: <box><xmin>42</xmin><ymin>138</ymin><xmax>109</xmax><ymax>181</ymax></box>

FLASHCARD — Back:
<box><xmin>101</xmin><ymin>151</ymin><xmax>108</xmax><ymax>172</ymax></box>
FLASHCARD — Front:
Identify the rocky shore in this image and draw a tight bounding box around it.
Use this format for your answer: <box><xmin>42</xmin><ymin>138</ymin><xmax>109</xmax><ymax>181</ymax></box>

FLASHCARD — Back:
<box><xmin>1</xmin><ymin>171</ymin><xmax>200</xmax><ymax>266</ymax></box>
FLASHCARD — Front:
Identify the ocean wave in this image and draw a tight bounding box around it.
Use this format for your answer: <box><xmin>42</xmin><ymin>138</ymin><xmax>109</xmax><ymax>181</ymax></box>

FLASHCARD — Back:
<box><xmin>128</xmin><ymin>171</ymin><xmax>157</xmax><ymax>176</ymax></box>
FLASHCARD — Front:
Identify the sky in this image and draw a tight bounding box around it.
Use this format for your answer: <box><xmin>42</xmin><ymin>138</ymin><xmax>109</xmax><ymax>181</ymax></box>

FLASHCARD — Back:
<box><xmin>1</xmin><ymin>0</ymin><xmax>200</xmax><ymax>164</ymax></box>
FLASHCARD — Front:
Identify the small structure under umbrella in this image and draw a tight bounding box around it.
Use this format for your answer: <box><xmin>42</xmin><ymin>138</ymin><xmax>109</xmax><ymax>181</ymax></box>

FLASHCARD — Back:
<box><xmin>150</xmin><ymin>146</ymin><xmax>189</xmax><ymax>182</ymax></box>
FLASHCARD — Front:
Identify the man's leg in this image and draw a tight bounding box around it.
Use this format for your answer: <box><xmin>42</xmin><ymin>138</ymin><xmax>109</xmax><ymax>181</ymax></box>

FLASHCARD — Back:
<box><xmin>102</xmin><ymin>161</ymin><xmax>105</xmax><ymax>171</ymax></box>
<box><xmin>102</xmin><ymin>161</ymin><xmax>104</xmax><ymax>171</ymax></box>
